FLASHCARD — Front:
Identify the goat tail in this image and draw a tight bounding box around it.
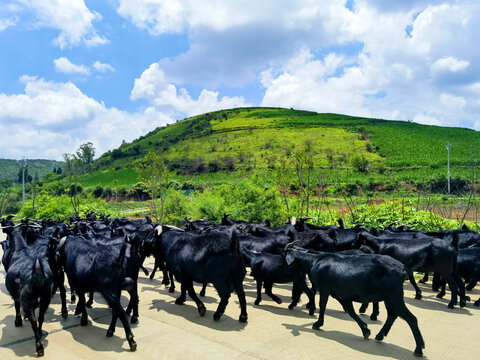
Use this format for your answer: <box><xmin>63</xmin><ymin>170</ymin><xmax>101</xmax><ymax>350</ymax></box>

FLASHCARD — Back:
<box><xmin>117</xmin><ymin>242</ymin><xmax>128</xmax><ymax>266</ymax></box>
<box><xmin>230</xmin><ymin>228</ymin><xmax>239</xmax><ymax>252</ymax></box>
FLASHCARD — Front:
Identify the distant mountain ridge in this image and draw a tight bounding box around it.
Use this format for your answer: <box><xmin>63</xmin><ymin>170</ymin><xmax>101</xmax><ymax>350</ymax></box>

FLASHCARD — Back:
<box><xmin>0</xmin><ymin>158</ymin><xmax>64</xmax><ymax>182</ymax></box>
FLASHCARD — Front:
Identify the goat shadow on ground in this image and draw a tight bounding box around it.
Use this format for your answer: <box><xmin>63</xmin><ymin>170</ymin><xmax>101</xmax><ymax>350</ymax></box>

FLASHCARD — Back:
<box><xmin>149</xmin><ymin>298</ymin><xmax>247</xmax><ymax>332</ymax></box>
<box><xmin>282</xmin><ymin>322</ymin><xmax>427</xmax><ymax>359</ymax></box>
<box><xmin>142</xmin><ymin>285</ymin><xmax>219</xmax><ymax>305</ymax></box>
<box><xmin>0</xmin><ymin>314</ymin><xmax>51</xmax><ymax>357</ymax></box>
<box><xmin>403</xmin><ymin>294</ymin><xmax>473</xmax><ymax>315</ymax></box>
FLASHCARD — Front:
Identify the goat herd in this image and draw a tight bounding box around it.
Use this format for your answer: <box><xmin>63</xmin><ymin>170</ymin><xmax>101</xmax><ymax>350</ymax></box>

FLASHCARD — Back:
<box><xmin>1</xmin><ymin>213</ymin><xmax>479</xmax><ymax>357</ymax></box>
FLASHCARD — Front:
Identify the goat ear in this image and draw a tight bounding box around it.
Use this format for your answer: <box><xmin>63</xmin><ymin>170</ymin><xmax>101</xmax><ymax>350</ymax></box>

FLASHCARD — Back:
<box><xmin>230</xmin><ymin>228</ymin><xmax>239</xmax><ymax>252</ymax></box>
<box><xmin>155</xmin><ymin>225</ymin><xmax>163</xmax><ymax>236</ymax></box>
<box><xmin>34</xmin><ymin>259</ymin><xmax>44</xmax><ymax>276</ymax></box>
<box><xmin>57</xmin><ymin>236</ymin><xmax>67</xmax><ymax>250</ymax></box>
<box><xmin>285</xmin><ymin>252</ymin><xmax>295</xmax><ymax>265</ymax></box>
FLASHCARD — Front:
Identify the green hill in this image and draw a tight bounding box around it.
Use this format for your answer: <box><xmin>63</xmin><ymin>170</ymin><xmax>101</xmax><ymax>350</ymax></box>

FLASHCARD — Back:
<box><xmin>0</xmin><ymin>158</ymin><xmax>64</xmax><ymax>183</ymax></box>
<box><xmin>74</xmin><ymin>107</ymin><xmax>480</xmax><ymax>193</ymax></box>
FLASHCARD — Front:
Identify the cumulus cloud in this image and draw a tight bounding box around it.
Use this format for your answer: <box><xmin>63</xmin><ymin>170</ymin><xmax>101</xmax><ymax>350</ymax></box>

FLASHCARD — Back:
<box><xmin>54</xmin><ymin>57</ymin><xmax>90</xmax><ymax>74</ymax></box>
<box><xmin>0</xmin><ymin>76</ymin><xmax>169</xmax><ymax>159</ymax></box>
<box><xmin>131</xmin><ymin>63</ymin><xmax>250</xmax><ymax>118</ymax></box>
<box><xmin>431</xmin><ymin>57</ymin><xmax>470</xmax><ymax>74</ymax></box>
<box><xmin>17</xmin><ymin>0</ymin><xmax>107</xmax><ymax>48</ymax></box>
<box><xmin>93</xmin><ymin>61</ymin><xmax>115</xmax><ymax>73</ymax></box>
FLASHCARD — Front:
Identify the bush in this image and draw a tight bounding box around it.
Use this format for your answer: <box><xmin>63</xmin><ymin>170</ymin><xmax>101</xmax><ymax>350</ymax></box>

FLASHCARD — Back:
<box><xmin>351</xmin><ymin>154</ymin><xmax>370</xmax><ymax>173</ymax></box>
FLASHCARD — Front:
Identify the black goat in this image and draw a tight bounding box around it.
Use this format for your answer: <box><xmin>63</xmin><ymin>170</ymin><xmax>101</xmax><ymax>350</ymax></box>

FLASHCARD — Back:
<box><xmin>285</xmin><ymin>246</ymin><xmax>425</xmax><ymax>357</ymax></box>
<box><xmin>5</xmin><ymin>228</ymin><xmax>53</xmax><ymax>356</ymax></box>
<box><xmin>57</xmin><ymin>235</ymin><xmax>137</xmax><ymax>351</ymax></box>
<box><xmin>356</xmin><ymin>231</ymin><xmax>467</xmax><ymax>308</ymax></box>
<box><xmin>242</xmin><ymin>248</ymin><xmax>315</xmax><ymax>313</ymax></box>
<box><xmin>153</xmin><ymin>225</ymin><xmax>248</xmax><ymax>322</ymax></box>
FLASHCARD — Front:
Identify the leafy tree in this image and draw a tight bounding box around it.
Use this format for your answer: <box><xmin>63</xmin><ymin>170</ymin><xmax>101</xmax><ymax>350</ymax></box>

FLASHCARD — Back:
<box><xmin>76</xmin><ymin>142</ymin><xmax>95</xmax><ymax>169</ymax></box>
<box><xmin>0</xmin><ymin>180</ymin><xmax>13</xmax><ymax>216</ymax></box>
<box><xmin>137</xmin><ymin>151</ymin><xmax>171</xmax><ymax>222</ymax></box>
<box><xmin>63</xmin><ymin>152</ymin><xmax>83</xmax><ymax>217</ymax></box>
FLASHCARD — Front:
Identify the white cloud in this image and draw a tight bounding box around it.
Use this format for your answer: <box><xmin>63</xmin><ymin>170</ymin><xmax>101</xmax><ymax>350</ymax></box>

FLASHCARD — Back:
<box><xmin>0</xmin><ymin>15</ymin><xmax>18</xmax><ymax>30</ymax></box>
<box><xmin>17</xmin><ymin>0</ymin><xmax>107</xmax><ymax>48</ymax></box>
<box><xmin>0</xmin><ymin>76</ymin><xmax>169</xmax><ymax>159</ymax></box>
<box><xmin>431</xmin><ymin>57</ymin><xmax>470</xmax><ymax>74</ymax></box>
<box><xmin>131</xmin><ymin>63</ymin><xmax>250</xmax><ymax>118</ymax></box>
<box><xmin>54</xmin><ymin>57</ymin><xmax>90</xmax><ymax>74</ymax></box>
<box><xmin>93</xmin><ymin>61</ymin><xmax>115</xmax><ymax>73</ymax></box>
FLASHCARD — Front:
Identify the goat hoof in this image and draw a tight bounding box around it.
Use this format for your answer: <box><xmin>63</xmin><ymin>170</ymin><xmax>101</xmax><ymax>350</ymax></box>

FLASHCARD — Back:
<box><xmin>80</xmin><ymin>317</ymin><xmax>88</xmax><ymax>326</ymax></box>
<box><xmin>126</xmin><ymin>308</ymin><xmax>132</xmax><ymax>316</ymax></box>
<box><xmin>106</xmin><ymin>329</ymin><xmax>114</xmax><ymax>337</ymax></box>
<box><xmin>359</xmin><ymin>305</ymin><xmax>367</xmax><ymax>314</ymax></box>
<box><xmin>362</xmin><ymin>328</ymin><xmax>371</xmax><ymax>339</ymax></box>
<box><xmin>169</xmin><ymin>287</ymin><xmax>175</xmax><ymax>293</ymax></box>
<box><xmin>418</xmin><ymin>279</ymin><xmax>427</xmax><ymax>284</ymax></box>
<box><xmin>465</xmin><ymin>296</ymin><xmax>471</xmax><ymax>301</ymax></box>
<box><xmin>130</xmin><ymin>316</ymin><xmax>138</xmax><ymax>324</ymax></box>
<box><xmin>436</xmin><ymin>292</ymin><xmax>445</xmax><ymax>299</ymax></box>
<box><xmin>213</xmin><ymin>312</ymin><xmax>222</xmax><ymax>321</ymax></box>
<box><xmin>474</xmin><ymin>300</ymin><xmax>480</xmax><ymax>307</ymax></box>
<box><xmin>370</xmin><ymin>314</ymin><xmax>378</xmax><ymax>321</ymax></box>
<box><xmin>35</xmin><ymin>341</ymin><xmax>44</xmax><ymax>357</ymax></box>
<box><xmin>375</xmin><ymin>334</ymin><xmax>384</xmax><ymax>341</ymax></box>
<box><xmin>288</xmin><ymin>303</ymin><xmax>296</xmax><ymax>310</ymax></box>
<box><xmin>200</xmin><ymin>290</ymin><xmax>206</xmax><ymax>297</ymax></box>
<box><xmin>309</xmin><ymin>308</ymin><xmax>315</xmax><ymax>316</ymax></box>
<box><xmin>460</xmin><ymin>301</ymin><xmax>466</xmax><ymax>308</ymax></box>
<box><xmin>74</xmin><ymin>307</ymin><xmax>82</xmax><ymax>316</ymax></box>
<box><xmin>198</xmin><ymin>305</ymin><xmax>206</xmax><ymax>317</ymax></box>
<box><xmin>175</xmin><ymin>298</ymin><xmax>185</xmax><ymax>305</ymax></box>
<box><xmin>254</xmin><ymin>299</ymin><xmax>261</xmax><ymax>306</ymax></box>
<box><xmin>312</xmin><ymin>321</ymin><xmax>321</xmax><ymax>330</ymax></box>
<box><xmin>71</xmin><ymin>295</ymin><xmax>76</xmax><ymax>304</ymax></box>
<box><xmin>414</xmin><ymin>348</ymin><xmax>423</xmax><ymax>357</ymax></box>
<box><xmin>149</xmin><ymin>274</ymin><xmax>154</xmax><ymax>280</ymax></box>
<box><xmin>14</xmin><ymin>316</ymin><xmax>22</xmax><ymax>327</ymax></box>
<box><xmin>128</xmin><ymin>335</ymin><xmax>137</xmax><ymax>351</ymax></box>
<box><xmin>61</xmin><ymin>308</ymin><xmax>68</xmax><ymax>319</ymax></box>
<box><xmin>86</xmin><ymin>302</ymin><xmax>93</xmax><ymax>309</ymax></box>
<box><xmin>239</xmin><ymin>314</ymin><xmax>248</xmax><ymax>323</ymax></box>
<box><xmin>415</xmin><ymin>294</ymin><xmax>422</xmax><ymax>300</ymax></box>
<box><xmin>465</xmin><ymin>285</ymin><xmax>474</xmax><ymax>291</ymax></box>
<box><xmin>447</xmin><ymin>304</ymin><xmax>455</xmax><ymax>309</ymax></box>
<box><xmin>275</xmin><ymin>298</ymin><xmax>282</xmax><ymax>304</ymax></box>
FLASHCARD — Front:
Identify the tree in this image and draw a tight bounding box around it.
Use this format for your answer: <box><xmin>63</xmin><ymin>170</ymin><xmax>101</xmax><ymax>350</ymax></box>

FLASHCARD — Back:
<box><xmin>63</xmin><ymin>153</ymin><xmax>83</xmax><ymax>217</ymax></box>
<box><xmin>137</xmin><ymin>151</ymin><xmax>171</xmax><ymax>222</ymax></box>
<box><xmin>293</xmin><ymin>148</ymin><xmax>314</xmax><ymax>217</ymax></box>
<box><xmin>0</xmin><ymin>180</ymin><xmax>13</xmax><ymax>216</ymax></box>
<box><xmin>76</xmin><ymin>142</ymin><xmax>95</xmax><ymax>170</ymax></box>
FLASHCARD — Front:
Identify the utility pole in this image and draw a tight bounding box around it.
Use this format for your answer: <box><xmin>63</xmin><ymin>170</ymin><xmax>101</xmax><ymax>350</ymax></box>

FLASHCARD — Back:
<box><xmin>22</xmin><ymin>158</ymin><xmax>27</xmax><ymax>203</ymax></box>
<box><xmin>446</xmin><ymin>142</ymin><xmax>451</xmax><ymax>194</ymax></box>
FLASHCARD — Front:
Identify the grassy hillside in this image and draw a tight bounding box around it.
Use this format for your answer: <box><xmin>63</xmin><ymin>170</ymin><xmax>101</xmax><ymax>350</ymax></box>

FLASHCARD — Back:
<box><xmin>72</xmin><ymin>108</ymin><xmax>480</xmax><ymax>194</ymax></box>
<box><xmin>0</xmin><ymin>159</ymin><xmax>64</xmax><ymax>182</ymax></box>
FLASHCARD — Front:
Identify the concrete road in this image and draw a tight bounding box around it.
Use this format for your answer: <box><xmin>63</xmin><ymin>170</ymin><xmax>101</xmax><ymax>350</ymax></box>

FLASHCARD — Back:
<box><xmin>0</xmin><ymin>230</ymin><xmax>479</xmax><ymax>359</ymax></box>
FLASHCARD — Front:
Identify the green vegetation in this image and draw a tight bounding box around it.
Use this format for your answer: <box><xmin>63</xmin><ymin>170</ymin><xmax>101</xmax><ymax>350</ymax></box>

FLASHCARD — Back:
<box><xmin>0</xmin><ymin>159</ymin><xmax>64</xmax><ymax>182</ymax></box>
<box><xmin>8</xmin><ymin>107</ymin><xmax>480</xmax><ymax>227</ymax></box>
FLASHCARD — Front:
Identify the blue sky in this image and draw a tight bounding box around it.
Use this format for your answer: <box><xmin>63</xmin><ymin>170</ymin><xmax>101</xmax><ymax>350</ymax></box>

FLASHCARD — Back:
<box><xmin>1</xmin><ymin>0</ymin><xmax>479</xmax><ymax>160</ymax></box>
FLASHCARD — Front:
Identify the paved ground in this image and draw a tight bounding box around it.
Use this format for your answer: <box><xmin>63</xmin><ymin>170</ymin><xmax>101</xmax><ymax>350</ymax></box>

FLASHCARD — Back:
<box><xmin>0</xmin><ymin>231</ymin><xmax>479</xmax><ymax>359</ymax></box>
